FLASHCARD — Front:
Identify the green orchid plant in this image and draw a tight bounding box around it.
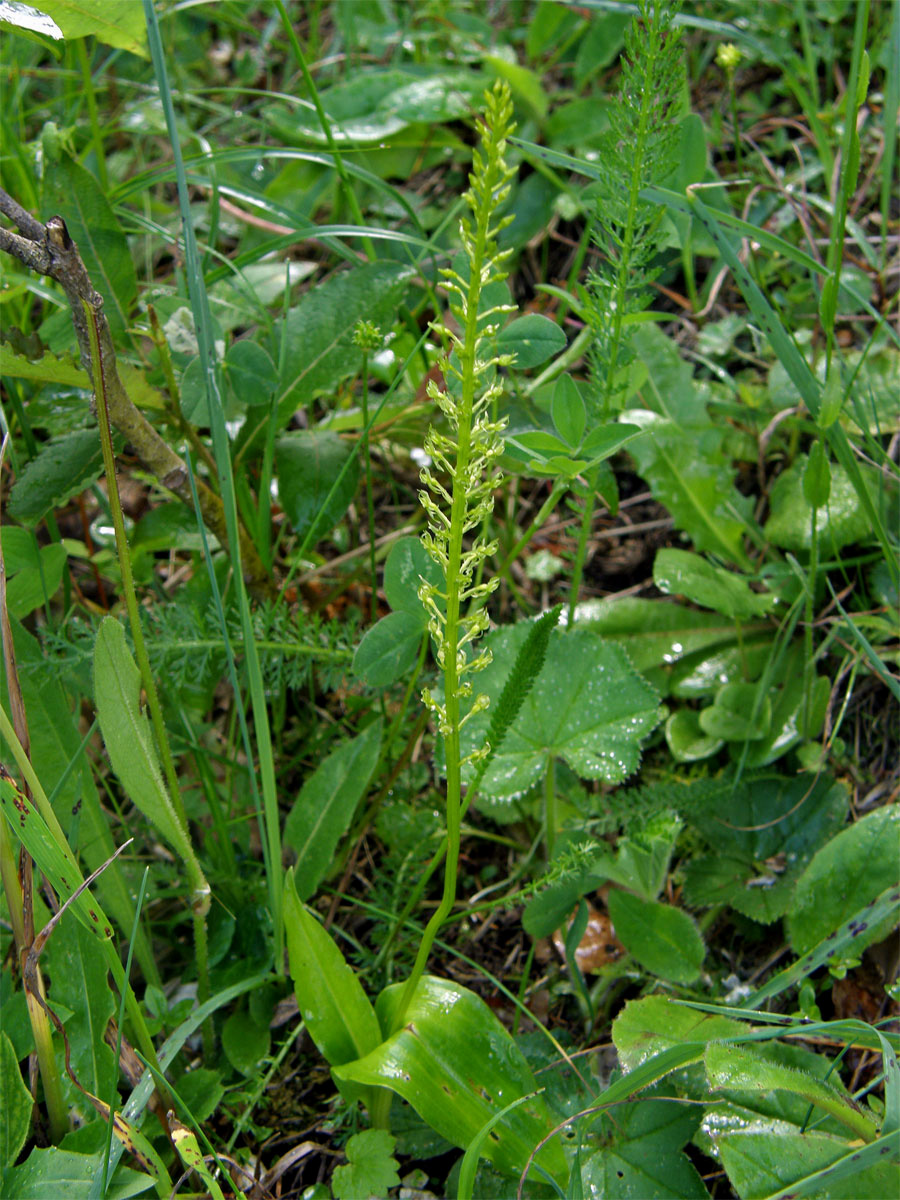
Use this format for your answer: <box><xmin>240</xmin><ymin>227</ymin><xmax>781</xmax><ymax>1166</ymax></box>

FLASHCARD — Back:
<box><xmin>283</xmin><ymin>82</ymin><xmax>568</xmax><ymax>1189</ymax></box>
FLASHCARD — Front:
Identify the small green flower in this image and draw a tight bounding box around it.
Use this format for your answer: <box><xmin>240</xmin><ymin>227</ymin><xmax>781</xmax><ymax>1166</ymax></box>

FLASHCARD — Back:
<box><xmin>353</xmin><ymin>319</ymin><xmax>382</xmax><ymax>352</ymax></box>
<box><xmin>716</xmin><ymin>42</ymin><xmax>741</xmax><ymax>75</ymax></box>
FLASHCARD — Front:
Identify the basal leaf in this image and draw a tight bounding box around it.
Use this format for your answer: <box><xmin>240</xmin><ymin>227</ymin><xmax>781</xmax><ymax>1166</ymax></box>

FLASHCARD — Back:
<box><xmin>0</xmin><ymin>770</ymin><xmax>113</xmax><ymax>943</ymax></box>
<box><xmin>606</xmin><ymin>890</ymin><xmax>705</xmax><ymax>984</ymax></box>
<box><xmin>335</xmin><ymin>976</ymin><xmax>567</xmax><ymax>1186</ymax></box>
<box><xmin>283</xmin><ymin>720</ymin><xmax>382</xmax><ymax>900</ymax></box>
<box><xmin>275</xmin><ymin>430</ymin><xmax>359</xmax><ymax>543</ymax></box>
<box><xmin>612</xmin><ymin>995</ymin><xmax>745</xmax><ymax>1073</ymax></box>
<box><xmin>682</xmin><ymin>773</ymin><xmax>848</xmax><ymax>923</ymax></box>
<box><xmin>787</xmin><ymin>805</ymin><xmax>900</xmax><ymax>957</ymax></box>
<box><xmin>456</xmin><ymin>625</ymin><xmax>661</xmax><ymax>798</ymax></box>
<box><xmin>763</xmin><ymin>454</ymin><xmax>882</xmax><ymax>552</ymax></box>
<box><xmin>653</xmin><ymin>548</ymin><xmax>774</xmax><ymax>621</ymax></box>
<box><xmin>714</xmin><ymin>1128</ymin><xmax>898</xmax><ymax>1200</ymax></box>
<box><xmin>1</xmin><ymin>618</ymin><xmax>155</xmax><ymax>981</ymax></box>
<box><xmin>283</xmin><ymin>870</ymin><xmax>381</xmax><ymax>1115</ymax></box>
<box><xmin>705</xmin><ymin>1043</ymin><xmax>877</xmax><ymax>1142</ymax></box>
<box><xmin>332</xmin><ymin>1131</ymin><xmax>400</xmax><ymax>1200</ymax></box>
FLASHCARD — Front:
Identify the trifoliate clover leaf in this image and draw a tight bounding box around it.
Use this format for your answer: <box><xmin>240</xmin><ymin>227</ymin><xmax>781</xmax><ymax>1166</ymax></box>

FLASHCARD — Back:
<box><xmin>456</xmin><ymin>625</ymin><xmax>662</xmax><ymax>799</ymax></box>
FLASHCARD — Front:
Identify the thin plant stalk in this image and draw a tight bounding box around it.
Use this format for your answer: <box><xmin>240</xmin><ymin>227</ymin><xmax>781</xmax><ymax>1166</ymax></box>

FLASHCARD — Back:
<box><xmin>142</xmin><ymin>0</ymin><xmax>284</xmax><ymax>968</ymax></box>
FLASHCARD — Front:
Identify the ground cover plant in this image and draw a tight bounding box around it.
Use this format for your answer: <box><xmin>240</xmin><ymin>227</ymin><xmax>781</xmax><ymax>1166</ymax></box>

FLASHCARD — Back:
<box><xmin>0</xmin><ymin>1</ymin><xmax>897</xmax><ymax>1197</ymax></box>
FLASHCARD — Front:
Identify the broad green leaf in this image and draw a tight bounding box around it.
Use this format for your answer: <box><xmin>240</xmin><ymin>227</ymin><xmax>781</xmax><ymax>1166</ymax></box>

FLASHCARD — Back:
<box><xmin>283</xmin><ymin>720</ymin><xmax>382</xmax><ymax>900</ymax></box>
<box><xmin>682</xmin><ymin>773</ymin><xmax>848</xmax><ymax>924</ymax></box>
<box><xmin>714</xmin><ymin>1129</ymin><xmax>899</xmax><ymax>1200</ymax></box>
<box><xmin>551</xmin><ymin>374</ymin><xmax>585</xmax><ymax>446</ymax></box>
<box><xmin>27</xmin><ymin>0</ymin><xmax>147</xmax><ymax>56</ymax></box>
<box><xmin>653</xmin><ymin>549</ymin><xmax>774</xmax><ymax>621</ymax></box>
<box><xmin>705</xmin><ymin>1044</ymin><xmax>877</xmax><ymax>1142</ymax></box>
<box><xmin>668</xmin><ymin>635</ymin><xmax>774</xmax><ymax>699</ymax></box>
<box><xmin>275</xmin><ymin>430</ymin><xmax>359</xmax><ymax>543</ymax></box>
<box><xmin>665</xmin><ymin>709</ymin><xmax>724</xmax><ymax>762</ymax></box>
<box><xmin>787</xmin><ymin>805</ymin><xmax>900</xmax><ymax>957</ymax></box>
<box><xmin>612</xmin><ymin>995</ymin><xmax>745</xmax><ymax>1073</ymax></box>
<box><xmin>283</xmin><ymin>869</ymin><xmax>381</xmax><ymax>1069</ymax></box>
<box><xmin>699</xmin><ymin>681</ymin><xmax>771</xmax><ymax>742</ymax></box>
<box><xmin>335</xmin><ymin>976</ymin><xmax>567</xmax><ymax>1186</ymax></box>
<box><xmin>1</xmin><ymin>1031</ymin><xmax>32</xmax><ymax>1171</ymax></box>
<box><xmin>0</xmin><ymin>1</ymin><xmax>61</xmax><ymax>53</ymax></box>
<box><xmin>484</xmin><ymin>55</ymin><xmax>549</xmax><ymax>120</ymax></box>
<box><xmin>223</xmin><ymin>341</ymin><xmax>277</xmax><ymax>408</ymax></box>
<box><xmin>41</xmin><ymin>151</ymin><xmax>137</xmax><ymax>339</ymax></box>
<box><xmin>383</xmin><ymin>535</ymin><xmax>442</xmax><ymax>616</ymax></box>
<box><xmin>1</xmin><ymin>1147</ymin><xmax>154</xmax><ymax>1200</ymax></box>
<box><xmin>764</xmin><ymin>454</ymin><xmax>879</xmax><ymax>552</ymax></box>
<box><xmin>577</xmin><ymin>596</ymin><xmax>754</xmax><ymax>675</ymax></box>
<box><xmin>331</xmin><ymin>1131</ymin><xmax>400</xmax><ymax>1200</ymax></box>
<box><xmin>173</xmin><ymin>1068</ymin><xmax>224</xmax><ymax>1124</ymax></box>
<box><xmin>93</xmin><ymin>618</ymin><xmax>196</xmax><ymax>870</ymax></box>
<box><xmin>582</xmin><ymin>1093</ymin><xmax>708</xmax><ymax>1200</ymax></box>
<box><xmin>625</xmin><ymin>326</ymin><xmax>754</xmax><ymax>567</ymax></box>
<box><xmin>602</xmin><ymin>813</ymin><xmax>682</xmax><ymax>903</ymax></box>
<box><xmin>44</xmin><ymin>920</ymin><xmax>116</xmax><ymax>1100</ymax></box>
<box><xmin>606</xmin><ymin>890</ymin><xmax>705</xmax><ymax>984</ymax></box>
<box><xmin>736</xmin><ymin>669</ymin><xmax>830</xmax><ymax>767</ymax></box>
<box><xmin>496</xmin><ymin>314</ymin><xmax>565</xmax><ymax>370</ymax></box>
<box><xmin>8</xmin><ymin>430</ymin><xmax>124</xmax><ymax>526</ymax></box>
<box><xmin>352</xmin><ymin>613</ymin><xmax>422</xmax><ymax>688</ymax></box>
<box><xmin>273</xmin><ymin>68</ymin><xmax>480</xmax><ymax>144</ymax></box>
<box><xmin>276</xmin><ymin>263</ymin><xmax>412</xmax><ymax>423</ymax></box>
<box><xmin>0</xmin><ymin>344</ymin><xmax>86</xmax><ymax>388</ymax></box>
<box><xmin>8</xmin><ymin>545</ymin><xmax>66</xmax><ymax>619</ymax></box>
<box><xmin>221</xmin><ymin>1010</ymin><xmax>270</xmax><ymax>1077</ymax></box>
<box><xmin>457</xmin><ymin>625</ymin><xmax>661</xmax><ymax>799</ymax></box>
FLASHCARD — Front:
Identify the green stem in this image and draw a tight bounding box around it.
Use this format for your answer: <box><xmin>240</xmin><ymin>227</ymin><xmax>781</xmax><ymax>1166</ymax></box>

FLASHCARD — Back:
<box><xmin>544</xmin><ymin>754</ymin><xmax>557</xmax><ymax>860</ymax></box>
<box><xmin>0</xmin><ymin>819</ymin><xmax>68</xmax><ymax>1140</ymax></box>
<box><xmin>76</xmin><ymin>39</ymin><xmax>108</xmax><ymax>193</ymax></box>
<box><xmin>360</xmin><ymin>348</ymin><xmax>378</xmax><ymax>624</ymax></box>
<box><xmin>567</xmin><ymin>476</ymin><xmax>596</xmax><ymax>627</ymax></box>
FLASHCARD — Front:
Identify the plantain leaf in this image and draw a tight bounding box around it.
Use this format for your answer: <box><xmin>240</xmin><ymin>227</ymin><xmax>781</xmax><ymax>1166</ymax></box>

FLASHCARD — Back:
<box><xmin>607</xmin><ymin>890</ymin><xmax>705</xmax><ymax>984</ymax></box>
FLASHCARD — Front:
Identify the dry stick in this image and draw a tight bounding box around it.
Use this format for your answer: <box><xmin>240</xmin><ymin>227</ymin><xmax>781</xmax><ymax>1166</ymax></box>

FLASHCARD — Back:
<box><xmin>0</xmin><ymin>190</ymin><xmax>273</xmax><ymax>598</ymax></box>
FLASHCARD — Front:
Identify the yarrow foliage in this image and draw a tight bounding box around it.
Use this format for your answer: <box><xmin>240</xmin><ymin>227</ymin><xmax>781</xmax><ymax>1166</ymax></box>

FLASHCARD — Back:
<box><xmin>418</xmin><ymin>80</ymin><xmax>516</xmax><ymax>757</ymax></box>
